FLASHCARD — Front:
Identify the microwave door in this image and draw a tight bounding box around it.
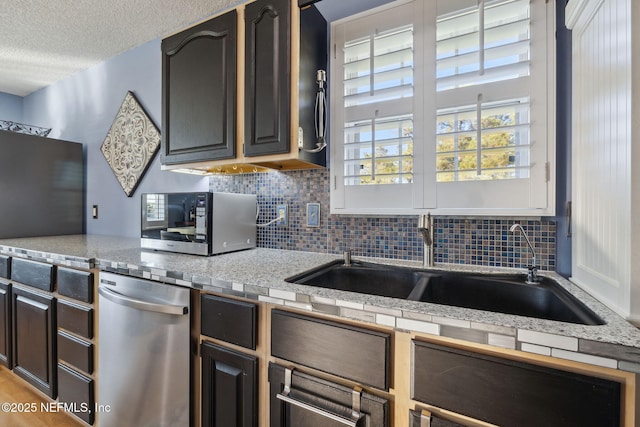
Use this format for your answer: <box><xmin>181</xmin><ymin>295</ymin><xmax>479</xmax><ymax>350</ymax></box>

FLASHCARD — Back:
<box><xmin>142</xmin><ymin>193</ymin><xmax>195</xmax><ymax>241</ymax></box>
<box><xmin>165</xmin><ymin>194</ymin><xmax>196</xmax><ymax>241</ymax></box>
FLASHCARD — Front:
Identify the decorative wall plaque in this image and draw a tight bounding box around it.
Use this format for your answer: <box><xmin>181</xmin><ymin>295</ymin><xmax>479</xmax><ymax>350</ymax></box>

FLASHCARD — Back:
<box><xmin>101</xmin><ymin>91</ymin><xmax>160</xmax><ymax>196</ymax></box>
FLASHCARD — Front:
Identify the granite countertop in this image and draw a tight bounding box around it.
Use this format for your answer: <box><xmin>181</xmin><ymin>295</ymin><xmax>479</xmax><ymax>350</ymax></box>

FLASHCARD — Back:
<box><xmin>1</xmin><ymin>234</ymin><xmax>639</xmax><ymax>370</ymax></box>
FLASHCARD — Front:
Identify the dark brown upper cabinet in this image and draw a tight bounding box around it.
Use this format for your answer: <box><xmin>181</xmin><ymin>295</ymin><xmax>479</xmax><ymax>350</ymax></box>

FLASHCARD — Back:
<box><xmin>244</xmin><ymin>0</ymin><xmax>291</xmax><ymax>157</ymax></box>
<box><xmin>160</xmin><ymin>0</ymin><xmax>327</xmax><ymax>174</ymax></box>
<box><xmin>161</xmin><ymin>9</ymin><xmax>237</xmax><ymax>165</ymax></box>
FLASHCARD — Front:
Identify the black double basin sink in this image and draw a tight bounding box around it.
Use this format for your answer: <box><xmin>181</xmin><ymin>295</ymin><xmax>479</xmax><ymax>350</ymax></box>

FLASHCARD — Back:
<box><xmin>285</xmin><ymin>261</ymin><xmax>605</xmax><ymax>325</ymax></box>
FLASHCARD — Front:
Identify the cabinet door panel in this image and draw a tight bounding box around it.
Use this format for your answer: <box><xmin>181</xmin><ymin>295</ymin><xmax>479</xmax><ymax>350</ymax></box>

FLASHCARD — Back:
<box><xmin>244</xmin><ymin>0</ymin><xmax>291</xmax><ymax>156</ymax></box>
<box><xmin>412</xmin><ymin>340</ymin><xmax>621</xmax><ymax>427</ymax></box>
<box><xmin>201</xmin><ymin>341</ymin><xmax>257</xmax><ymax>427</ymax></box>
<box><xmin>162</xmin><ymin>10</ymin><xmax>237</xmax><ymax>164</ymax></box>
<box><xmin>12</xmin><ymin>286</ymin><xmax>56</xmax><ymax>398</ymax></box>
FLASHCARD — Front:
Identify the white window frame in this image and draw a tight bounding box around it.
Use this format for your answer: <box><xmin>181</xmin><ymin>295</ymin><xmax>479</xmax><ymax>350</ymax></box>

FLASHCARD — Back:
<box><xmin>330</xmin><ymin>0</ymin><xmax>556</xmax><ymax>216</ymax></box>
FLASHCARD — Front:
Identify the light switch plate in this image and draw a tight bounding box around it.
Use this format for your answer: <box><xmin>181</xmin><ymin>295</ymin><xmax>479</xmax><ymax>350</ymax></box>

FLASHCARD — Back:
<box><xmin>306</xmin><ymin>203</ymin><xmax>320</xmax><ymax>227</ymax></box>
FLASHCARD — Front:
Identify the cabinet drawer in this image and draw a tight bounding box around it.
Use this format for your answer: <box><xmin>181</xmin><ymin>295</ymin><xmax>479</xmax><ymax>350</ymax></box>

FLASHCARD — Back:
<box><xmin>57</xmin><ymin>268</ymin><xmax>94</xmax><ymax>303</ymax></box>
<box><xmin>412</xmin><ymin>340</ymin><xmax>621</xmax><ymax>427</ymax></box>
<box><xmin>58</xmin><ymin>330</ymin><xmax>93</xmax><ymax>374</ymax></box>
<box><xmin>0</xmin><ymin>255</ymin><xmax>10</xmax><ymax>279</ymax></box>
<box><xmin>268</xmin><ymin>363</ymin><xmax>389</xmax><ymax>427</ymax></box>
<box><xmin>271</xmin><ymin>310</ymin><xmax>390</xmax><ymax>390</ymax></box>
<box><xmin>201</xmin><ymin>294</ymin><xmax>257</xmax><ymax>350</ymax></box>
<box><xmin>58</xmin><ymin>363</ymin><xmax>95</xmax><ymax>425</ymax></box>
<box><xmin>58</xmin><ymin>300</ymin><xmax>93</xmax><ymax>339</ymax></box>
<box><xmin>10</xmin><ymin>258</ymin><xmax>55</xmax><ymax>292</ymax></box>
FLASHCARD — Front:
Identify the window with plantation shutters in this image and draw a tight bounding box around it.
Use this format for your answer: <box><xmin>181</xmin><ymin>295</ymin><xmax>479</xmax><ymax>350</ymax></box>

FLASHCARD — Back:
<box><xmin>342</xmin><ymin>23</ymin><xmax>415</xmax><ymax>186</ymax></box>
<box><xmin>331</xmin><ymin>1</ymin><xmax>421</xmax><ymax>212</ymax></box>
<box><xmin>330</xmin><ymin>0</ymin><xmax>555</xmax><ymax>215</ymax></box>
<box><xmin>435</xmin><ymin>0</ymin><xmax>533</xmax><ymax>183</ymax></box>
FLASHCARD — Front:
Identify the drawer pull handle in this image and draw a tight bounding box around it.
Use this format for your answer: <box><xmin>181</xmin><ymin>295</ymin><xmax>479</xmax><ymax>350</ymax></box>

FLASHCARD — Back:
<box><xmin>420</xmin><ymin>409</ymin><xmax>432</xmax><ymax>427</ymax></box>
<box><xmin>276</xmin><ymin>367</ymin><xmax>364</xmax><ymax>427</ymax></box>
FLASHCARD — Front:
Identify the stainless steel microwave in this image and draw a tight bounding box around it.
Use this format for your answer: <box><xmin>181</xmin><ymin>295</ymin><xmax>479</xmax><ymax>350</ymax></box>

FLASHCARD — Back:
<box><xmin>141</xmin><ymin>192</ymin><xmax>257</xmax><ymax>256</ymax></box>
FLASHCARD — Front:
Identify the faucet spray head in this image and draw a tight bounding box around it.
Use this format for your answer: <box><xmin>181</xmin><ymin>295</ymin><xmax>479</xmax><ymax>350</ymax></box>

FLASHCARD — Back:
<box><xmin>418</xmin><ymin>213</ymin><xmax>435</xmax><ymax>267</ymax></box>
<box><xmin>510</xmin><ymin>223</ymin><xmax>539</xmax><ymax>283</ymax></box>
<box><xmin>418</xmin><ymin>214</ymin><xmax>432</xmax><ymax>245</ymax></box>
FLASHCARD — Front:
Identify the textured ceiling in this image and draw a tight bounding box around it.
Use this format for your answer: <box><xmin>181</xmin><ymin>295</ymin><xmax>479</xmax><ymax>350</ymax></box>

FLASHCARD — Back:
<box><xmin>0</xmin><ymin>0</ymin><xmax>243</xmax><ymax>97</ymax></box>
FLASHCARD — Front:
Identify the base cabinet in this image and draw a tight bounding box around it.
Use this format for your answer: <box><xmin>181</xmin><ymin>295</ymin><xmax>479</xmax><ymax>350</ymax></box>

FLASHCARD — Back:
<box><xmin>12</xmin><ymin>286</ymin><xmax>56</xmax><ymax>398</ymax></box>
<box><xmin>57</xmin><ymin>266</ymin><xmax>96</xmax><ymax>425</ymax></box>
<box><xmin>201</xmin><ymin>341</ymin><xmax>258</xmax><ymax>427</ymax></box>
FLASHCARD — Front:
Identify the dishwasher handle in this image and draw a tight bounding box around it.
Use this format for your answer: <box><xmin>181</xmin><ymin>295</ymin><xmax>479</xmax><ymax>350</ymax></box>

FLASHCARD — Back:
<box><xmin>98</xmin><ymin>286</ymin><xmax>188</xmax><ymax>315</ymax></box>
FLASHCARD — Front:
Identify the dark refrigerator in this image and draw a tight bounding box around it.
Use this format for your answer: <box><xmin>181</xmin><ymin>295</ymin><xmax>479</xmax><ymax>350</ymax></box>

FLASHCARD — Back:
<box><xmin>0</xmin><ymin>130</ymin><xmax>84</xmax><ymax>238</ymax></box>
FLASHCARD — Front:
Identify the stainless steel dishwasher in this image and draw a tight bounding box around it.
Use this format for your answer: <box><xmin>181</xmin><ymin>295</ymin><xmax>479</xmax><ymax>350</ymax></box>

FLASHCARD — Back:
<box><xmin>98</xmin><ymin>272</ymin><xmax>190</xmax><ymax>427</ymax></box>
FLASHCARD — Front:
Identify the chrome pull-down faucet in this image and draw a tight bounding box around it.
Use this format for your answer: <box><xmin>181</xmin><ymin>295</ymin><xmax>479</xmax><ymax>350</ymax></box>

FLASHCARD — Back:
<box><xmin>418</xmin><ymin>214</ymin><xmax>434</xmax><ymax>267</ymax></box>
<box><xmin>509</xmin><ymin>223</ymin><xmax>538</xmax><ymax>284</ymax></box>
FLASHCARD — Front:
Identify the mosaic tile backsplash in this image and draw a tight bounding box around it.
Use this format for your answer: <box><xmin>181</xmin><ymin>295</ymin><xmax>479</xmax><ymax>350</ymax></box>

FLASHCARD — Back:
<box><xmin>209</xmin><ymin>169</ymin><xmax>556</xmax><ymax>271</ymax></box>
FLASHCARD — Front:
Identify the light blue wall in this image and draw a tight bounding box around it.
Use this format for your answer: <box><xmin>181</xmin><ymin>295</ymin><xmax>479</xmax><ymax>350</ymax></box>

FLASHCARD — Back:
<box><xmin>0</xmin><ymin>92</ymin><xmax>23</xmax><ymax>122</ymax></box>
<box><xmin>23</xmin><ymin>39</ymin><xmax>208</xmax><ymax>237</ymax></box>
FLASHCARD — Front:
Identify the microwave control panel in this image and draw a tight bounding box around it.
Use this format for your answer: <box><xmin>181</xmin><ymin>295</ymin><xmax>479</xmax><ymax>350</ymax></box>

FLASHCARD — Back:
<box><xmin>194</xmin><ymin>194</ymin><xmax>208</xmax><ymax>242</ymax></box>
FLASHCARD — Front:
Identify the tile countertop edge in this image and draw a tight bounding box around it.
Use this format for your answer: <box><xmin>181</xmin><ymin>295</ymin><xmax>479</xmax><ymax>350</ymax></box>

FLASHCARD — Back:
<box><xmin>1</xmin><ymin>235</ymin><xmax>639</xmax><ymax>371</ymax></box>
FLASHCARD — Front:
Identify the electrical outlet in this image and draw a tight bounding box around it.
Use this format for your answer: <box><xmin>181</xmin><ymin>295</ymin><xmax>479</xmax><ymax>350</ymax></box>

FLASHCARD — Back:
<box><xmin>276</xmin><ymin>204</ymin><xmax>288</xmax><ymax>226</ymax></box>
